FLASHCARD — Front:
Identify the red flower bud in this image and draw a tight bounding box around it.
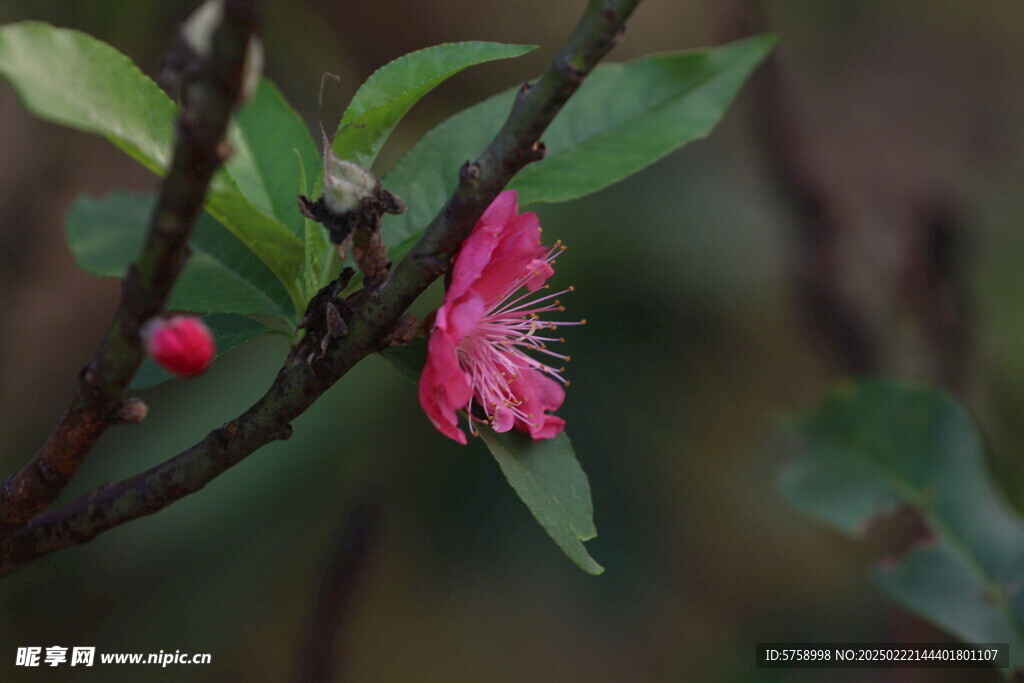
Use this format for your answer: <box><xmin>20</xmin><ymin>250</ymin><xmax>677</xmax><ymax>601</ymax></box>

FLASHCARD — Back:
<box><xmin>143</xmin><ymin>315</ymin><xmax>215</xmax><ymax>378</ymax></box>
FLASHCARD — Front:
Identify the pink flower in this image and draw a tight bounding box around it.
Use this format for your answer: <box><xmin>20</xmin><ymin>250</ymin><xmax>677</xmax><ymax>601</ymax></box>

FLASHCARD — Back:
<box><xmin>143</xmin><ymin>315</ymin><xmax>216</xmax><ymax>378</ymax></box>
<box><xmin>419</xmin><ymin>190</ymin><xmax>581</xmax><ymax>444</ymax></box>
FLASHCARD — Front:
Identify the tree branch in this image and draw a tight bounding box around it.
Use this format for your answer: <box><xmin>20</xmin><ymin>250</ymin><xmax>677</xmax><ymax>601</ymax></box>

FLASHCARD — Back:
<box><xmin>0</xmin><ymin>0</ymin><xmax>258</xmax><ymax>537</ymax></box>
<box><xmin>0</xmin><ymin>0</ymin><xmax>641</xmax><ymax>576</ymax></box>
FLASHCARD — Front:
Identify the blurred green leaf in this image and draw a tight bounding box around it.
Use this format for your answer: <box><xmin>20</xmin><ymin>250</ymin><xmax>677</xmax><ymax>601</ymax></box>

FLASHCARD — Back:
<box><xmin>480</xmin><ymin>428</ymin><xmax>603</xmax><ymax>575</ymax></box>
<box><xmin>333</xmin><ymin>41</ymin><xmax>535</xmax><ymax>169</ymax></box>
<box><xmin>132</xmin><ymin>313</ymin><xmax>273</xmax><ymax>389</ymax></box>
<box><xmin>230</xmin><ymin>79</ymin><xmax>320</xmax><ymax>237</ymax></box>
<box><xmin>65</xmin><ymin>191</ymin><xmax>294</xmax><ymax>319</ymax></box>
<box><xmin>381</xmin><ymin>35</ymin><xmax>774</xmax><ymax>253</ymax></box>
<box><xmin>0</xmin><ymin>22</ymin><xmax>305</xmax><ymax>309</ymax></box>
<box><xmin>781</xmin><ymin>379</ymin><xmax>1024</xmax><ymax>668</ymax></box>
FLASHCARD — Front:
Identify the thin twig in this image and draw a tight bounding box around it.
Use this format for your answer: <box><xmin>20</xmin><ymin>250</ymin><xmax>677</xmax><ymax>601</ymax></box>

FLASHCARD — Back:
<box><xmin>0</xmin><ymin>0</ymin><xmax>258</xmax><ymax>536</ymax></box>
<box><xmin>295</xmin><ymin>493</ymin><xmax>382</xmax><ymax>683</ymax></box>
<box><xmin>720</xmin><ymin>1</ymin><xmax>876</xmax><ymax>374</ymax></box>
<box><xmin>753</xmin><ymin>54</ymin><xmax>878</xmax><ymax>374</ymax></box>
<box><xmin>727</xmin><ymin>1</ymin><xmax>966</xmax><ymax>384</ymax></box>
<box><xmin>0</xmin><ymin>0</ymin><xmax>642</xmax><ymax>576</ymax></box>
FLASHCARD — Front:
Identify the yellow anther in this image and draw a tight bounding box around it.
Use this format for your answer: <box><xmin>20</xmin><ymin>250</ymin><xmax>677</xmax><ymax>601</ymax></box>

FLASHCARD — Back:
<box><xmin>568</xmin><ymin>285</ymin><xmax>575</xmax><ymax>292</ymax></box>
<box><xmin>580</xmin><ymin>318</ymin><xmax>587</xmax><ymax>325</ymax></box>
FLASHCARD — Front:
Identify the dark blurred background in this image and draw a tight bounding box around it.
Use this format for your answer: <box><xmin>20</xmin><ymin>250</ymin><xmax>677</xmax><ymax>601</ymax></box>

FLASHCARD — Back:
<box><xmin>2</xmin><ymin>0</ymin><xmax>1024</xmax><ymax>681</ymax></box>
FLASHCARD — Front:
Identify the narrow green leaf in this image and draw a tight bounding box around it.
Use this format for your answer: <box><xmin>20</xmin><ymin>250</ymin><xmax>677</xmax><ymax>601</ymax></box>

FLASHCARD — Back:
<box><xmin>511</xmin><ymin>35</ymin><xmax>776</xmax><ymax>204</ymax></box>
<box><xmin>480</xmin><ymin>428</ymin><xmax>603</xmax><ymax>575</ymax></box>
<box><xmin>297</xmin><ymin>149</ymin><xmax>333</xmax><ymax>301</ymax></box>
<box><xmin>65</xmin><ymin>191</ymin><xmax>294</xmax><ymax>319</ymax></box>
<box><xmin>204</xmin><ymin>182</ymin><xmax>305</xmax><ymax>310</ymax></box>
<box><xmin>382</xmin><ymin>340</ymin><xmax>602</xmax><ymax>574</ymax></box>
<box><xmin>781</xmin><ymin>379</ymin><xmax>1024</xmax><ymax>667</ymax></box>
<box><xmin>381</xmin><ymin>36</ymin><xmax>775</xmax><ymax>254</ymax></box>
<box><xmin>0</xmin><ymin>21</ymin><xmax>174</xmax><ymax>174</ymax></box>
<box><xmin>132</xmin><ymin>313</ymin><xmax>272</xmax><ymax>389</ymax></box>
<box><xmin>230</xmin><ymin>79</ymin><xmax>320</xmax><ymax>236</ymax></box>
<box><xmin>333</xmin><ymin>41</ymin><xmax>535</xmax><ymax>169</ymax></box>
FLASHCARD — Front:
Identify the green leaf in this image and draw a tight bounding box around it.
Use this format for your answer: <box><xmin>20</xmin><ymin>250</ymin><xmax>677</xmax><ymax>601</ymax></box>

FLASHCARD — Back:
<box><xmin>781</xmin><ymin>379</ymin><xmax>1024</xmax><ymax>668</ymax></box>
<box><xmin>480</xmin><ymin>428</ymin><xmax>603</xmax><ymax>575</ymax></box>
<box><xmin>512</xmin><ymin>35</ymin><xmax>776</xmax><ymax>204</ymax></box>
<box><xmin>0</xmin><ymin>21</ymin><xmax>174</xmax><ymax>174</ymax></box>
<box><xmin>333</xmin><ymin>41</ymin><xmax>535</xmax><ymax>169</ymax></box>
<box><xmin>381</xmin><ymin>35</ymin><xmax>775</xmax><ymax>253</ymax></box>
<box><xmin>230</xmin><ymin>79</ymin><xmax>320</xmax><ymax>236</ymax></box>
<box><xmin>0</xmin><ymin>22</ymin><xmax>305</xmax><ymax>310</ymax></box>
<box><xmin>297</xmin><ymin>150</ymin><xmax>333</xmax><ymax>300</ymax></box>
<box><xmin>65</xmin><ymin>191</ymin><xmax>294</xmax><ymax>319</ymax></box>
<box><xmin>132</xmin><ymin>313</ymin><xmax>273</xmax><ymax>389</ymax></box>
<box><xmin>382</xmin><ymin>340</ymin><xmax>602</xmax><ymax>574</ymax></box>
<box><xmin>204</xmin><ymin>181</ymin><xmax>304</xmax><ymax>309</ymax></box>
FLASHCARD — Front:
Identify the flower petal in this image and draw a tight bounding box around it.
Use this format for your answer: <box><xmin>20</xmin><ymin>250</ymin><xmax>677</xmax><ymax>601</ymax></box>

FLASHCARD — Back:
<box><xmin>491</xmin><ymin>406</ymin><xmax>516</xmax><ymax>432</ymax></box>
<box><xmin>531</xmin><ymin>371</ymin><xmax>566</xmax><ymax>411</ymax></box>
<box><xmin>524</xmin><ymin>258</ymin><xmax>555</xmax><ymax>292</ymax></box>
<box><xmin>530</xmin><ymin>415</ymin><xmax>565</xmax><ymax>440</ymax></box>
<box><xmin>445</xmin><ymin>292</ymin><xmax>486</xmax><ymax>341</ymax></box>
<box><xmin>447</xmin><ymin>224</ymin><xmax>502</xmax><ymax>302</ymax></box>
<box><xmin>418</xmin><ymin>339</ymin><xmax>471</xmax><ymax>445</ymax></box>
<box><xmin>507</xmin><ymin>369</ymin><xmax>566</xmax><ymax>439</ymax></box>
<box><xmin>477</xmin><ymin>189</ymin><xmax>519</xmax><ymax>228</ymax></box>
<box><xmin>472</xmin><ymin>213</ymin><xmax>543</xmax><ymax>304</ymax></box>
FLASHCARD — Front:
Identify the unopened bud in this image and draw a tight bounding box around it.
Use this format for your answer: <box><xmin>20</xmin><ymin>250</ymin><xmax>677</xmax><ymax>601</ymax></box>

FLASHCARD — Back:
<box><xmin>142</xmin><ymin>315</ymin><xmax>216</xmax><ymax>378</ymax></box>
<box><xmin>322</xmin><ymin>150</ymin><xmax>380</xmax><ymax>215</ymax></box>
